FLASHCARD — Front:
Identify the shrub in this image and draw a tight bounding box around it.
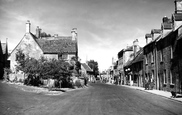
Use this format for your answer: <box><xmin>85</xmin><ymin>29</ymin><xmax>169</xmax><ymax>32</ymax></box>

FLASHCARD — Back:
<box><xmin>75</xmin><ymin>79</ymin><xmax>82</xmax><ymax>88</ymax></box>
<box><xmin>74</xmin><ymin>79</ymin><xmax>85</xmax><ymax>88</ymax></box>
<box><xmin>15</xmin><ymin>49</ymin><xmax>78</xmax><ymax>87</ymax></box>
<box><xmin>3</xmin><ymin>68</ymin><xmax>12</xmax><ymax>81</ymax></box>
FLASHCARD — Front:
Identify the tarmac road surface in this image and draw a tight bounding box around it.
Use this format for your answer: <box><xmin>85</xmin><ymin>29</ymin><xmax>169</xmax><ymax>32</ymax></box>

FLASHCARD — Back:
<box><xmin>1</xmin><ymin>81</ymin><xmax>182</xmax><ymax>115</ymax></box>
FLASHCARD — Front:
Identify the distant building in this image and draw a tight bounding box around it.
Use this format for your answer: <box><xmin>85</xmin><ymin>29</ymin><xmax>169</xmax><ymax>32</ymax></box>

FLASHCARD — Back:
<box><xmin>118</xmin><ymin>39</ymin><xmax>141</xmax><ymax>85</ymax></box>
<box><xmin>129</xmin><ymin>49</ymin><xmax>144</xmax><ymax>87</ymax></box>
<box><xmin>81</xmin><ymin>63</ymin><xmax>93</xmax><ymax>81</ymax></box>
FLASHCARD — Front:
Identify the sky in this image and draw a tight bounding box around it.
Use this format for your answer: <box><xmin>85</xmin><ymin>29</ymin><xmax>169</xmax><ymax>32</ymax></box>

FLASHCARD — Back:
<box><xmin>0</xmin><ymin>0</ymin><xmax>175</xmax><ymax>71</ymax></box>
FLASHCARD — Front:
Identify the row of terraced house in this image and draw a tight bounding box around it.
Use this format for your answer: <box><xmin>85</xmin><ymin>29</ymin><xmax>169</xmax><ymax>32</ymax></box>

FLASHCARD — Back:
<box><xmin>111</xmin><ymin>0</ymin><xmax>182</xmax><ymax>94</ymax></box>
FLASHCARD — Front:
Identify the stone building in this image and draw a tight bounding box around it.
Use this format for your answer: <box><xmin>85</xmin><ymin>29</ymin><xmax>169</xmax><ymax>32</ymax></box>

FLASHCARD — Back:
<box><xmin>8</xmin><ymin>20</ymin><xmax>78</xmax><ymax>76</ymax></box>
<box><xmin>143</xmin><ymin>29</ymin><xmax>161</xmax><ymax>90</ymax></box>
<box><xmin>129</xmin><ymin>49</ymin><xmax>144</xmax><ymax>87</ymax></box>
<box><xmin>172</xmin><ymin>26</ymin><xmax>182</xmax><ymax>93</ymax></box>
<box><xmin>81</xmin><ymin>63</ymin><xmax>93</xmax><ymax>81</ymax></box>
<box><xmin>118</xmin><ymin>46</ymin><xmax>133</xmax><ymax>85</ymax></box>
<box><xmin>142</xmin><ymin>0</ymin><xmax>182</xmax><ymax>92</ymax></box>
<box><xmin>118</xmin><ymin>39</ymin><xmax>141</xmax><ymax>85</ymax></box>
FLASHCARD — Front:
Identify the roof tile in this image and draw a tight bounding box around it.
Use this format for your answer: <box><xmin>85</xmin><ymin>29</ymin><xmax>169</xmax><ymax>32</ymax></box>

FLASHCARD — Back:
<box><xmin>36</xmin><ymin>38</ymin><xmax>77</xmax><ymax>54</ymax></box>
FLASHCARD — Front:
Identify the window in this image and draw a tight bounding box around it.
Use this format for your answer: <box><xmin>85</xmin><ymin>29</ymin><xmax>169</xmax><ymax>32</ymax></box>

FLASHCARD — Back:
<box><xmin>171</xmin><ymin>46</ymin><xmax>173</xmax><ymax>59</ymax></box>
<box><xmin>58</xmin><ymin>53</ymin><xmax>68</xmax><ymax>60</ymax></box>
<box><xmin>163</xmin><ymin>70</ymin><xmax>167</xmax><ymax>84</ymax></box>
<box><xmin>151</xmin><ymin>52</ymin><xmax>154</xmax><ymax>63</ymax></box>
<box><xmin>170</xmin><ymin>70</ymin><xmax>175</xmax><ymax>84</ymax></box>
<box><xmin>145</xmin><ymin>55</ymin><xmax>148</xmax><ymax>64</ymax></box>
<box><xmin>160</xmin><ymin>50</ymin><xmax>163</xmax><ymax>62</ymax></box>
<box><xmin>152</xmin><ymin>70</ymin><xmax>154</xmax><ymax>81</ymax></box>
<box><xmin>62</xmin><ymin>54</ymin><xmax>68</xmax><ymax>60</ymax></box>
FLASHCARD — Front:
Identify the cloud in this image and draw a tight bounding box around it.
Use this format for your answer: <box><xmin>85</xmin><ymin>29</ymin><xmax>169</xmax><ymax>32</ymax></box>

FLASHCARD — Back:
<box><xmin>0</xmin><ymin>0</ymin><xmax>176</xmax><ymax>71</ymax></box>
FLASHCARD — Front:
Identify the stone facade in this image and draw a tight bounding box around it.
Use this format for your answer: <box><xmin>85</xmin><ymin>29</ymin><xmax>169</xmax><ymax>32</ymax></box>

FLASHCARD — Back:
<box><xmin>118</xmin><ymin>46</ymin><xmax>133</xmax><ymax>85</ymax></box>
<box><xmin>8</xmin><ymin>20</ymin><xmax>78</xmax><ymax>80</ymax></box>
<box><xmin>8</xmin><ymin>33</ymin><xmax>44</xmax><ymax>72</ymax></box>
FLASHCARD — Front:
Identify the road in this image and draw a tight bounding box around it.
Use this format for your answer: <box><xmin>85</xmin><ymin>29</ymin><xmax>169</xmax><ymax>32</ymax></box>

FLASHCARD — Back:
<box><xmin>0</xmin><ymin>81</ymin><xmax>182</xmax><ymax>115</ymax></box>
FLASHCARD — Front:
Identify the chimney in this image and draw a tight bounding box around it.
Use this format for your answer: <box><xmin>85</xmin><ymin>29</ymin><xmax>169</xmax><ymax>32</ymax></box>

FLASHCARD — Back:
<box><xmin>133</xmin><ymin>39</ymin><xmax>139</xmax><ymax>58</ymax></box>
<box><xmin>26</xmin><ymin>20</ymin><xmax>31</xmax><ymax>33</ymax></box>
<box><xmin>161</xmin><ymin>16</ymin><xmax>173</xmax><ymax>37</ymax></box>
<box><xmin>145</xmin><ymin>33</ymin><xmax>152</xmax><ymax>44</ymax></box>
<box><xmin>151</xmin><ymin>29</ymin><xmax>161</xmax><ymax>40</ymax></box>
<box><xmin>36</xmin><ymin>26</ymin><xmax>41</xmax><ymax>38</ymax></box>
<box><xmin>71</xmin><ymin>28</ymin><xmax>77</xmax><ymax>40</ymax></box>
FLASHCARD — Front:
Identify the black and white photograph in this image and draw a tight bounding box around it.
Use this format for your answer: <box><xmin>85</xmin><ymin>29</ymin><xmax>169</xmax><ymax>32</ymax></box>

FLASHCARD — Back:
<box><xmin>0</xmin><ymin>0</ymin><xmax>182</xmax><ymax>115</ymax></box>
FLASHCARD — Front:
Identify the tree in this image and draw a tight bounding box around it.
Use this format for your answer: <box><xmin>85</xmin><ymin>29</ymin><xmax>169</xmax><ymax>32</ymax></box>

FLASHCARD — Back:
<box><xmin>70</xmin><ymin>56</ymin><xmax>81</xmax><ymax>76</ymax></box>
<box><xmin>40</xmin><ymin>32</ymin><xmax>51</xmax><ymax>37</ymax></box>
<box><xmin>15</xmin><ymin>50</ymin><xmax>71</xmax><ymax>86</ymax></box>
<box><xmin>87</xmin><ymin>60</ymin><xmax>99</xmax><ymax>77</ymax></box>
<box><xmin>15</xmin><ymin>49</ymin><xmax>26</xmax><ymax>72</ymax></box>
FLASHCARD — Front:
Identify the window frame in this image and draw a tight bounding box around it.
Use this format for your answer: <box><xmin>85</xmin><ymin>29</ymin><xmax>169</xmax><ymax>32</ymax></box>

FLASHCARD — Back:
<box><xmin>160</xmin><ymin>50</ymin><xmax>163</xmax><ymax>62</ymax></box>
<box><xmin>170</xmin><ymin>46</ymin><xmax>173</xmax><ymax>59</ymax></box>
<box><xmin>163</xmin><ymin>70</ymin><xmax>167</xmax><ymax>84</ymax></box>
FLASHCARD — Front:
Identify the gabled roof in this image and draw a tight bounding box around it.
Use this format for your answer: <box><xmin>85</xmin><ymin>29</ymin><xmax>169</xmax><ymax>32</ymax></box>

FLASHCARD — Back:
<box><xmin>124</xmin><ymin>49</ymin><xmax>143</xmax><ymax>68</ymax></box>
<box><xmin>132</xmin><ymin>49</ymin><xmax>143</xmax><ymax>64</ymax></box>
<box><xmin>124</xmin><ymin>59</ymin><xmax>133</xmax><ymax>68</ymax></box>
<box><xmin>81</xmin><ymin>63</ymin><xmax>92</xmax><ymax>72</ymax></box>
<box><xmin>36</xmin><ymin>38</ymin><xmax>77</xmax><ymax>54</ymax></box>
<box><xmin>9</xmin><ymin>33</ymin><xmax>39</xmax><ymax>55</ymax></box>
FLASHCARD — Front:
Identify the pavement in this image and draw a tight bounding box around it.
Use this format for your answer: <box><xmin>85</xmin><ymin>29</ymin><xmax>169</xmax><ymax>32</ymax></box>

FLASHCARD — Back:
<box><xmin>115</xmin><ymin>83</ymin><xmax>182</xmax><ymax>103</ymax></box>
